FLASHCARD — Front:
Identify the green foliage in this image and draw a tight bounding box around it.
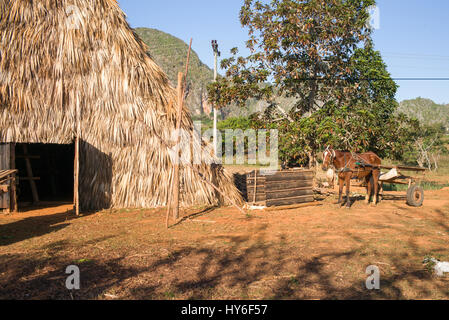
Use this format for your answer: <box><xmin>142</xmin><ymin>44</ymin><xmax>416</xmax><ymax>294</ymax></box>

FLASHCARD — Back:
<box><xmin>192</xmin><ymin>115</ymin><xmax>213</xmax><ymax>131</ymax></box>
<box><xmin>250</xmin><ymin>45</ymin><xmax>404</xmax><ymax>166</ymax></box>
<box><xmin>400</xmin><ymin>123</ymin><xmax>448</xmax><ymax>169</ymax></box>
<box><xmin>206</xmin><ymin>0</ymin><xmax>413</xmax><ymax>166</ymax></box>
<box><xmin>208</xmin><ymin>0</ymin><xmax>375</xmax><ymax>113</ymax></box>
<box><xmin>383</xmin><ymin>181</ymin><xmax>449</xmax><ymax>192</ymax></box>
<box><xmin>217</xmin><ymin>117</ymin><xmax>254</xmax><ymax>131</ymax></box>
<box><xmin>205</xmin><ymin>1</ymin><xmax>447</xmax><ymax>167</ymax></box>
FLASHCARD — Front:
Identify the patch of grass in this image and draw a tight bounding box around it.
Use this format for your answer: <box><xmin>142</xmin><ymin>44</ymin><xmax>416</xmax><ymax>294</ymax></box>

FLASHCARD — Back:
<box><xmin>383</xmin><ymin>181</ymin><xmax>449</xmax><ymax>192</ymax></box>
<box><xmin>289</xmin><ymin>277</ymin><xmax>299</xmax><ymax>286</ymax></box>
<box><xmin>73</xmin><ymin>258</ymin><xmax>93</xmax><ymax>264</ymax></box>
<box><xmin>164</xmin><ymin>291</ymin><xmax>176</xmax><ymax>299</ymax></box>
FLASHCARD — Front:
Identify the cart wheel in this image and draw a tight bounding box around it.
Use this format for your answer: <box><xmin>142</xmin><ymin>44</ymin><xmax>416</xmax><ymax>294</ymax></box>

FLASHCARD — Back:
<box><xmin>406</xmin><ymin>185</ymin><xmax>424</xmax><ymax>207</ymax></box>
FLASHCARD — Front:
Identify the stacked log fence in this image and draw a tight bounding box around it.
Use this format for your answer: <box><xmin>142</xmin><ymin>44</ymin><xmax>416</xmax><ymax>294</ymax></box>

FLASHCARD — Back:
<box><xmin>246</xmin><ymin>169</ymin><xmax>314</xmax><ymax>207</ymax></box>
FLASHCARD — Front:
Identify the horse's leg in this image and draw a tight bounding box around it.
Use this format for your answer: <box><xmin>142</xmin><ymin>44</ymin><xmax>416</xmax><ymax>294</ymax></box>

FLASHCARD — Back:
<box><xmin>372</xmin><ymin>169</ymin><xmax>380</xmax><ymax>205</ymax></box>
<box><xmin>345</xmin><ymin>173</ymin><xmax>351</xmax><ymax>208</ymax></box>
<box><xmin>365</xmin><ymin>174</ymin><xmax>372</xmax><ymax>205</ymax></box>
<box><xmin>337</xmin><ymin>176</ymin><xmax>344</xmax><ymax>205</ymax></box>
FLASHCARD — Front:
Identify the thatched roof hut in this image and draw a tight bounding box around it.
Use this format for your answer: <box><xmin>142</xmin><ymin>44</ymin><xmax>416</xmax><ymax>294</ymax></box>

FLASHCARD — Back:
<box><xmin>0</xmin><ymin>0</ymin><xmax>242</xmax><ymax>210</ymax></box>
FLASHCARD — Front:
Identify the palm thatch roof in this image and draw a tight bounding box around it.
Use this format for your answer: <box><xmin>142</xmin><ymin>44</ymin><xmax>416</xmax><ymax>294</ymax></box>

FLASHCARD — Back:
<box><xmin>0</xmin><ymin>0</ymin><xmax>242</xmax><ymax>210</ymax></box>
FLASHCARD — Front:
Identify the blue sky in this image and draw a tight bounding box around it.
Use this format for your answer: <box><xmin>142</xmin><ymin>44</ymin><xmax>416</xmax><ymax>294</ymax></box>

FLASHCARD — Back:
<box><xmin>118</xmin><ymin>0</ymin><xmax>449</xmax><ymax>104</ymax></box>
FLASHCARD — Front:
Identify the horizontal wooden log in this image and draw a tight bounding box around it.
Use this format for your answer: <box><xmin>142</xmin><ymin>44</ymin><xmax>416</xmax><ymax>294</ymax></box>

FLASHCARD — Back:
<box><xmin>281</xmin><ymin>169</ymin><xmax>314</xmax><ymax>173</ymax></box>
<box><xmin>381</xmin><ymin>180</ymin><xmax>411</xmax><ymax>185</ymax></box>
<box><xmin>246</xmin><ymin>177</ymin><xmax>267</xmax><ymax>182</ymax></box>
<box><xmin>265</xmin><ymin>180</ymin><xmax>313</xmax><ymax>191</ymax></box>
<box><xmin>266</xmin><ymin>173</ymin><xmax>314</xmax><ymax>182</ymax></box>
<box><xmin>246</xmin><ymin>195</ymin><xmax>266</xmax><ymax>202</ymax></box>
<box><xmin>267</xmin><ymin>195</ymin><xmax>315</xmax><ymax>207</ymax></box>
<box><xmin>265</xmin><ymin>202</ymin><xmax>322</xmax><ymax>211</ymax></box>
<box><xmin>266</xmin><ymin>188</ymin><xmax>314</xmax><ymax>200</ymax></box>
<box><xmin>19</xmin><ymin>177</ymin><xmax>41</xmax><ymax>181</ymax></box>
<box><xmin>246</xmin><ymin>187</ymin><xmax>266</xmax><ymax>193</ymax></box>
<box><xmin>245</xmin><ymin>179</ymin><xmax>266</xmax><ymax>185</ymax></box>
<box><xmin>265</xmin><ymin>186</ymin><xmax>313</xmax><ymax>194</ymax></box>
<box><xmin>0</xmin><ymin>170</ymin><xmax>18</xmax><ymax>180</ymax></box>
<box><xmin>247</xmin><ymin>188</ymin><xmax>266</xmax><ymax>195</ymax></box>
<box><xmin>246</xmin><ymin>184</ymin><xmax>266</xmax><ymax>191</ymax></box>
<box><xmin>247</xmin><ymin>169</ymin><xmax>313</xmax><ymax>176</ymax></box>
<box><xmin>246</xmin><ymin>192</ymin><xmax>266</xmax><ymax>198</ymax></box>
<box><xmin>380</xmin><ymin>165</ymin><xmax>426</xmax><ymax>172</ymax></box>
<box><xmin>270</xmin><ymin>171</ymin><xmax>314</xmax><ymax>177</ymax></box>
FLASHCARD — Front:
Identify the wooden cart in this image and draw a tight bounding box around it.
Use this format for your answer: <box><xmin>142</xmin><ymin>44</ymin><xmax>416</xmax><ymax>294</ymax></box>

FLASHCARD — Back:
<box><xmin>378</xmin><ymin>165</ymin><xmax>427</xmax><ymax>207</ymax></box>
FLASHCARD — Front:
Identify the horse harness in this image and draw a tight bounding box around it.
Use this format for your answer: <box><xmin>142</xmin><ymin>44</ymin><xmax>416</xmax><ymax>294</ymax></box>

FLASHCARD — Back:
<box><xmin>326</xmin><ymin>148</ymin><xmax>376</xmax><ymax>175</ymax></box>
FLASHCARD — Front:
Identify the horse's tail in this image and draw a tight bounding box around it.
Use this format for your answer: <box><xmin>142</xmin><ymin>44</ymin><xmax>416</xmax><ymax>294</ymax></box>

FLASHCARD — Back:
<box><xmin>369</xmin><ymin>170</ymin><xmax>381</xmax><ymax>197</ymax></box>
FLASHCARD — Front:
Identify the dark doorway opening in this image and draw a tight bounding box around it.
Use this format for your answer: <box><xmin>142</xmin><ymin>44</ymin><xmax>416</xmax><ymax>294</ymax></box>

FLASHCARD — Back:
<box><xmin>15</xmin><ymin>143</ymin><xmax>74</xmax><ymax>205</ymax></box>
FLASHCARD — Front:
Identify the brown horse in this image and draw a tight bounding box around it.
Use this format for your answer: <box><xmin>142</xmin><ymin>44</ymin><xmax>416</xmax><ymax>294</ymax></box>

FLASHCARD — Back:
<box><xmin>322</xmin><ymin>146</ymin><xmax>382</xmax><ymax>208</ymax></box>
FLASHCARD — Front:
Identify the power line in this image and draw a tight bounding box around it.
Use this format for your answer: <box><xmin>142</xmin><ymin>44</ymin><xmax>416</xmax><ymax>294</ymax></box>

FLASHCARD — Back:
<box><xmin>383</xmin><ymin>52</ymin><xmax>449</xmax><ymax>59</ymax></box>
<box><xmin>276</xmin><ymin>77</ymin><xmax>449</xmax><ymax>81</ymax></box>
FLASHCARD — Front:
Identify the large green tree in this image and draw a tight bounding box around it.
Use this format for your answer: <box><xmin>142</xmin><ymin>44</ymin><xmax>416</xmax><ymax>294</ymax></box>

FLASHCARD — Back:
<box><xmin>209</xmin><ymin>0</ymin><xmax>375</xmax><ymax>114</ymax></box>
<box><xmin>209</xmin><ymin>0</ymin><xmax>408</xmax><ymax>166</ymax></box>
<box><xmin>323</xmin><ymin>44</ymin><xmax>401</xmax><ymax>156</ymax></box>
<box><xmin>255</xmin><ymin>45</ymin><xmax>403</xmax><ymax>166</ymax></box>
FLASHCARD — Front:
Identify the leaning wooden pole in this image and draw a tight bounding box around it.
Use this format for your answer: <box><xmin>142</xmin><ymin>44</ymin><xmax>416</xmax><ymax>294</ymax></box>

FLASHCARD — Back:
<box><xmin>165</xmin><ymin>170</ymin><xmax>173</xmax><ymax>228</ymax></box>
<box><xmin>74</xmin><ymin>100</ymin><xmax>81</xmax><ymax>216</ymax></box>
<box><xmin>155</xmin><ymin>129</ymin><xmax>246</xmax><ymax>217</ymax></box>
<box><xmin>168</xmin><ymin>39</ymin><xmax>193</xmax><ymax>226</ymax></box>
<box><xmin>164</xmin><ymin>38</ymin><xmax>245</xmax><ymax>226</ymax></box>
<box><xmin>172</xmin><ymin>71</ymin><xmax>184</xmax><ymax>221</ymax></box>
<box><xmin>184</xmin><ymin>38</ymin><xmax>193</xmax><ymax>90</ymax></box>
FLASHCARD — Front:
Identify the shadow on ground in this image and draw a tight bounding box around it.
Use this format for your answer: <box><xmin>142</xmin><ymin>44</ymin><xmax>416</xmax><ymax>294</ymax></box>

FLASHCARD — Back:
<box><xmin>0</xmin><ymin>209</ymin><xmax>95</xmax><ymax>246</ymax></box>
<box><xmin>1</xmin><ymin>221</ymin><xmax>447</xmax><ymax>300</ymax></box>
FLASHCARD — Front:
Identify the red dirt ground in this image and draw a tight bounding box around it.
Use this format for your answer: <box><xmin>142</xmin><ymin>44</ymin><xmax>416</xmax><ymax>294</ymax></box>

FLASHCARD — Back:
<box><xmin>1</xmin><ymin>187</ymin><xmax>449</xmax><ymax>300</ymax></box>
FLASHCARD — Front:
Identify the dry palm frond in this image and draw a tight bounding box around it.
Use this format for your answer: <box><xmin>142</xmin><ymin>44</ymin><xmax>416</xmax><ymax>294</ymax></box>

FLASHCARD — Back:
<box><xmin>0</xmin><ymin>0</ymin><xmax>243</xmax><ymax>210</ymax></box>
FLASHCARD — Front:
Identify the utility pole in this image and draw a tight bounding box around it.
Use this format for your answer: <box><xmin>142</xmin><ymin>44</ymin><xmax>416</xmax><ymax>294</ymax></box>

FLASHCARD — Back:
<box><xmin>211</xmin><ymin>40</ymin><xmax>221</xmax><ymax>156</ymax></box>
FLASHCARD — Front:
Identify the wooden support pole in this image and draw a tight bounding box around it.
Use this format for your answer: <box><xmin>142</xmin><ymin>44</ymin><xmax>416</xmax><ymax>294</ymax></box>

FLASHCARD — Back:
<box><xmin>252</xmin><ymin>170</ymin><xmax>257</xmax><ymax>204</ymax></box>
<box><xmin>11</xmin><ymin>172</ymin><xmax>17</xmax><ymax>213</ymax></box>
<box><xmin>10</xmin><ymin>143</ymin><xmax>17</xmax><ymax>213</ymax></box>
<box><xmin>22</xmin><ymin>145</ymin><xmax>39</xmax><ymax>204</ymax></box>
<box><xmin>74</xmin><ymin>100</ymin><xmax>81</xmax><ymax>216</ymax></box>
<box><xmin>74</xmin><ymin>136</ymin><xmax>80</xmax><ymax>216</ymax></box>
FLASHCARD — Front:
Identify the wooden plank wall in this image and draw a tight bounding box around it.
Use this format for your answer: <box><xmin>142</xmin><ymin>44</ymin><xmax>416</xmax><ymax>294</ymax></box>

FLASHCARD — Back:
<box><xmin>247</xmin><ymin>169</ymin><xmax>314</xmax><ymax>207</ymax></box>
<box><xmin>0</xmin><ymin>143</ymin><xmax>11</xmax><ymax>209</ymax></box>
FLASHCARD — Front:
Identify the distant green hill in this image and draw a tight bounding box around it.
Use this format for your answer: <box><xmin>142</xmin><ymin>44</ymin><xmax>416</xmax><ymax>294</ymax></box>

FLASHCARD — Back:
<box><xmin>133</xmin><ymin>28</ymin><xmax>292</xmax><ymax>120</ymax></box>
<box><xmin>134</xmin><ymin>27</ymin><xmax>214</xmax><ymax>115</ymax></box>
<box><xmin>399</xmin><ymin>98</ymin><xmax>449</xmax><ymax>128</ymax></box>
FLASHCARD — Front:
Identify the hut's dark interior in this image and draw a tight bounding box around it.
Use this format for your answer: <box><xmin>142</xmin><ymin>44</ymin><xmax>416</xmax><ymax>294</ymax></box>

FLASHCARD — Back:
<box><xmin>15</xmin><ymin>143</ymin><xmax>74</xmax><ymax>205</ymax></box>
